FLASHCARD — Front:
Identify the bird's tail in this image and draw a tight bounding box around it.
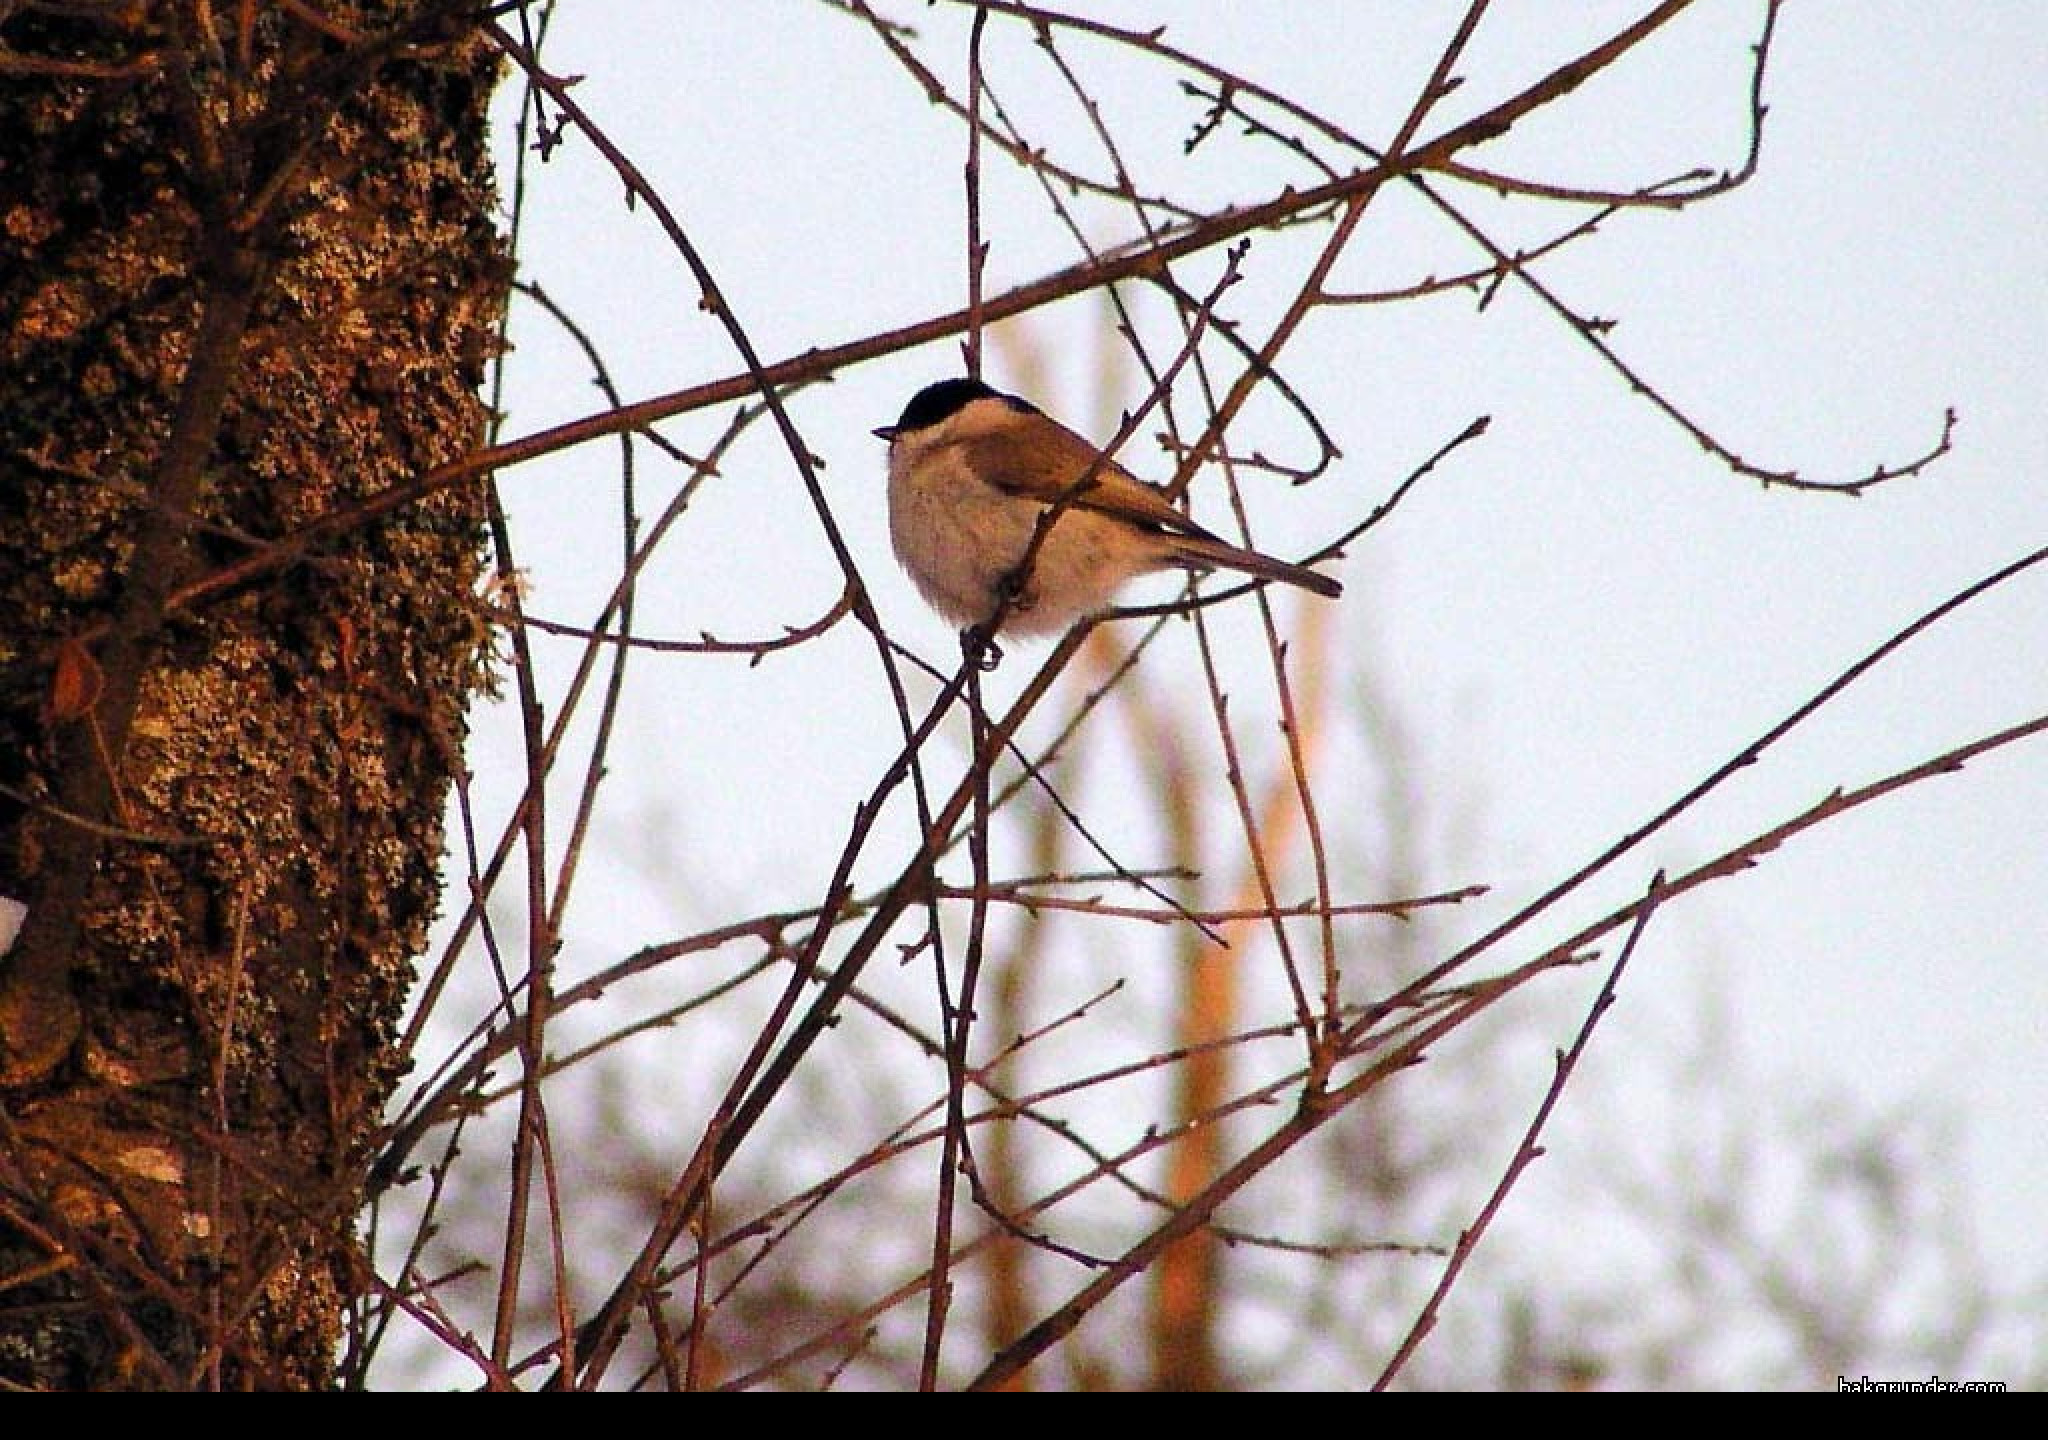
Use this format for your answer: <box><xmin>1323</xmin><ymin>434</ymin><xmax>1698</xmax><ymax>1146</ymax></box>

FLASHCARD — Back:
<box><xmin>1170</xmin><ymin>533</ymin><xmax>1343</xmax><ymax>599</ymax></box>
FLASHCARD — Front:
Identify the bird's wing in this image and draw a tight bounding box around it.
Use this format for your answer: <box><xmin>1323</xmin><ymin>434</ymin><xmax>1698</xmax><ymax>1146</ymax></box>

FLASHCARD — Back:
<box><xmin>959</xmin><ymin>425</ymin><xmax>1221</xmax><ymax>541</ymax></box>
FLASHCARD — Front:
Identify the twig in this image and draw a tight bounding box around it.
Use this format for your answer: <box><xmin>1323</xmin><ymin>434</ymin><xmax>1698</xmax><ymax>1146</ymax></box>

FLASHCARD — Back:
<box><xmin>1372</xmin><ymin>871</ymin><xmax>1668</xmax><ymax>1387</ymax></box>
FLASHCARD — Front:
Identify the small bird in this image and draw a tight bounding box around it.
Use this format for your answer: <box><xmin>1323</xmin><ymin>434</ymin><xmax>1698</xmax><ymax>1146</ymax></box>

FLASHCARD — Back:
<box><xmin>874</xmin><ymin>378</ymin><xmax>1342</xmax><ymax>640</ymax></box>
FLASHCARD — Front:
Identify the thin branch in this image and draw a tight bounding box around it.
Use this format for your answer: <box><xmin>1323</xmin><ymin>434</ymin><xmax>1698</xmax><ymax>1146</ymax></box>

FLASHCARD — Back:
<box><xmin>1373</xmin><ymin>871</ymin><xmax>1669</xmax><ymax>1388</ymax></box>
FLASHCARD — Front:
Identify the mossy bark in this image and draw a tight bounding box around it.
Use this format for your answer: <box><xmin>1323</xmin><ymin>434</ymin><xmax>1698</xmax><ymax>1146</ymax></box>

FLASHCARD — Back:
<box><xmin>0</xmin><ymin>2</ymin><xmax>507</xmax><ymax>1388</ymax></box>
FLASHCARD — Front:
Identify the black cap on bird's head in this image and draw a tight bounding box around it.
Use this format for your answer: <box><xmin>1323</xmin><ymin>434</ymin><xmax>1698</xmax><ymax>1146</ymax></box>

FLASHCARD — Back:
<box><xmin>874</xmin><ymin>378</ymin><xmax>1038</xmax><ymax>440</ymax></box>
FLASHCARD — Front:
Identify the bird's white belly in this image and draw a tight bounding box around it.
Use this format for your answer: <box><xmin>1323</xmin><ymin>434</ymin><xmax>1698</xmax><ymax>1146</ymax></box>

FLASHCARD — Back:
<box><xmin>890</xmin><ymin>465</ymin><xmax>1148</xmax><ymax>634</ymax></box>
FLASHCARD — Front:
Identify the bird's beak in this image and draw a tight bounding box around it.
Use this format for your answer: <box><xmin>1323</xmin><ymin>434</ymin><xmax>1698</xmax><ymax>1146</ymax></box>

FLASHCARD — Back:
<box><xmin>871</xmin><ymin>425</ymin><xmax>897</xmax><ymax>442</ymax></box>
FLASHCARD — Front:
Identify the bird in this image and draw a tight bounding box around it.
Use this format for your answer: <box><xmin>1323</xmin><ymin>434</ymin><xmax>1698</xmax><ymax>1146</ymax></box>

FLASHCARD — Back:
<box><xmin>874</xmin><ymin>378</ymin><xmax>1342</xmax><ymax>642</ymax></box>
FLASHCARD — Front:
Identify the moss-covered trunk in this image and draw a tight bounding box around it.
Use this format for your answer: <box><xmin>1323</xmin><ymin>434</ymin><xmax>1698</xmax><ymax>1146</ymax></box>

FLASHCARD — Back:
<box><xmin>0</xmin><ymin>1</ymin><xmax>506</xmax><ymax>1388</ymax></box>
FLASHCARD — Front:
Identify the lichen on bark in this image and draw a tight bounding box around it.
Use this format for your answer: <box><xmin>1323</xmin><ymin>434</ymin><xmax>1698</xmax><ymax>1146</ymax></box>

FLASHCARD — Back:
<box><xmin>0</xmin><ymin>2</ymin><xmax>509</xmax><ymax>1388</ymax></box>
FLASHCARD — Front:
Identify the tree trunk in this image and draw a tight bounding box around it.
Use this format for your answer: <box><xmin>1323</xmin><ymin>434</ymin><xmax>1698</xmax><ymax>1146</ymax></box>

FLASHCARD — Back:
<box><xmin>0</xmin><ymin>2</ymin><xmax>505</xmax><ymax>1388</ymax></box>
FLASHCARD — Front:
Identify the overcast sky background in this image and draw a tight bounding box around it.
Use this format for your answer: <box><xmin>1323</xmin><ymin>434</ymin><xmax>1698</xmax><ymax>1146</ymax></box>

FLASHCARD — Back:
<box><xmin>434</xmin><ymin>2</ymin><xmax>2047</xmax><ymax>1381</ymax></box>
